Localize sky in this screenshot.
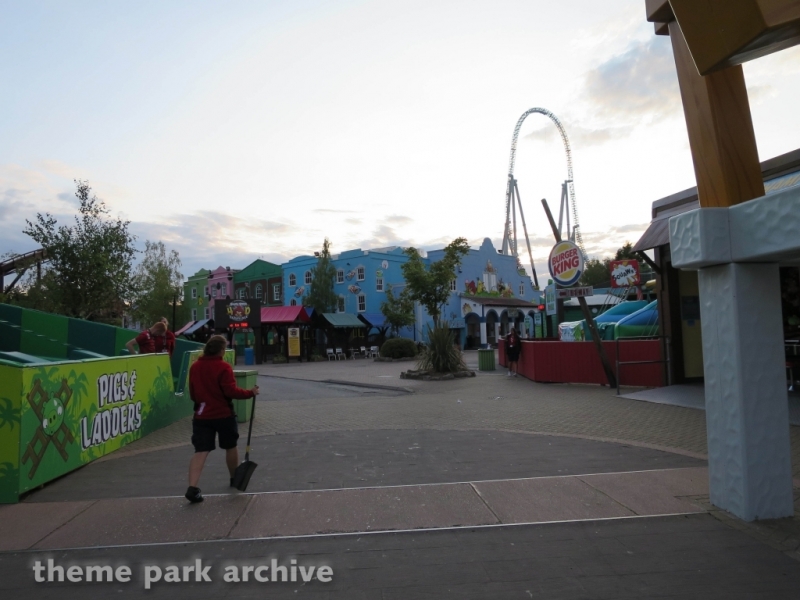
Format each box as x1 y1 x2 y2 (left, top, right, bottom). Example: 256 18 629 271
3 0 800 286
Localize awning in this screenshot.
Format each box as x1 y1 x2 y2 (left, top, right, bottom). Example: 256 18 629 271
320 313 366 328
175 321 196 336
183 319 210 335
631 218 670 252
358 313 387 329
260 305 310 324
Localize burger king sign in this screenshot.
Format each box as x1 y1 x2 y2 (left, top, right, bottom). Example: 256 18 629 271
548 241 584 287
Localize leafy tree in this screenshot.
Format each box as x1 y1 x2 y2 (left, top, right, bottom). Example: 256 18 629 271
401 237 469 327
303 238 338 314
22 180 136 321
380 284 415 335
614 242 636 261
129 241 184 328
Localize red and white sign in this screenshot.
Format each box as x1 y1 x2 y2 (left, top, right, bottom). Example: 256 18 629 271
548 241 584 287
609 259 640 288
556 286 594 299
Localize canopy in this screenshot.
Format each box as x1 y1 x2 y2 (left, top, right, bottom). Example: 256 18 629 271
183 319 210 335
320 313 366 328
358 313 387 329
260 305 309 324
175 320 196 336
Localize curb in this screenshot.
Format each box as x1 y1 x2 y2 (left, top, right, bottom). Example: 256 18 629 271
257 372 415 394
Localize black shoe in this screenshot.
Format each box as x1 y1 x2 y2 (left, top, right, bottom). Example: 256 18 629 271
230 477 235 488
185 486 204 503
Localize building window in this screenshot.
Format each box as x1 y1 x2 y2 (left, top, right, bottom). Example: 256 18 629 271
204 308 209 319
519 283 525 296
357 266 365 281
273 284 280 301
212 288 217 298
203 286 208 297
221 283 227 296
191 288 197 299
304 270 312 285
337 269 344 284
337 295 345 312
290 298 297 306
376 276 384 292
289 273 296 286
237 288 245 299
450 278 457 292
192 309 197 321
357 294 366 312
255 284 263 299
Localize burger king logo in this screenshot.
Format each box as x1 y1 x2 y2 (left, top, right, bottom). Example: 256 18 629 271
548 241 584 287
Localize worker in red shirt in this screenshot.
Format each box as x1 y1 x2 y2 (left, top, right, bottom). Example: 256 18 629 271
154 317 176 356
125 321 167 355
185 334 259 503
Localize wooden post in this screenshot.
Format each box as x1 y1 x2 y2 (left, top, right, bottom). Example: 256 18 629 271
541 199 617 388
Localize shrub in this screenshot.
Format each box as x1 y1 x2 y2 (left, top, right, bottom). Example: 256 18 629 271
416 323 467 373
379 337 418 359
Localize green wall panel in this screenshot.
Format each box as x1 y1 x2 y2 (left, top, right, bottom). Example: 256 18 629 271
0 364 22 503
0 304 23 352
68 318 117 357
115 328 138 356
20 310 69 358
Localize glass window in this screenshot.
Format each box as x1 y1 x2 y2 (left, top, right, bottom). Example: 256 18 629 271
337 296 345 312
212 288 217 298
221 283 227 296
204 308 209 319
192 309 197 321
376 277 383 292
450 279 457 292
358 294 366 312
273 284 280 301
305 271 312 285
191 288 197 299
237 288 245 299
290 298 297 306
203 286 208 296
255 284 263 299
519 283 525 296
337 269 344 283
357 266 365 281
289 273 296 286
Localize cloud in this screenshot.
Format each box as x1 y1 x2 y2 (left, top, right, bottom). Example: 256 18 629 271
523 123 634 147
386 214 413 225
583 36 681 125
355 224 412 250
313 208 357 214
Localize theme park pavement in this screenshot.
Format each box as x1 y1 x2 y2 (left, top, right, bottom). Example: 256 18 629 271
2 352 800 598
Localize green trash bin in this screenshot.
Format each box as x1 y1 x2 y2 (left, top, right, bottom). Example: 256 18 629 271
232 370 258 423
477 348 495 371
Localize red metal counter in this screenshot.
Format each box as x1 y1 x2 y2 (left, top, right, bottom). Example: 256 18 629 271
499 338 663 387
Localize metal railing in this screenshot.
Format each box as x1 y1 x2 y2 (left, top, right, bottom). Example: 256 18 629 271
615 335 671 395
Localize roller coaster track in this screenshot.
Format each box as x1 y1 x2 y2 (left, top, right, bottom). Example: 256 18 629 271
501 108 586 286
0 248 47 294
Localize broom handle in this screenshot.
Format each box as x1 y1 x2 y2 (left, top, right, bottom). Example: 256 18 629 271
244 392 256 462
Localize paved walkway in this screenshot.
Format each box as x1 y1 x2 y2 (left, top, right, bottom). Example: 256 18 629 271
2 355 800 598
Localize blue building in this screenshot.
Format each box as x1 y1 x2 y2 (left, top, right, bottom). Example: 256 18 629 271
427 238 543 348
282 246 413 339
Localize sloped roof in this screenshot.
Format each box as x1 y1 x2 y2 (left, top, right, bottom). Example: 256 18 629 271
320 313 366 328
260 305 309 324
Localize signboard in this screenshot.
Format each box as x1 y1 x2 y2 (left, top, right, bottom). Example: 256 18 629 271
545 284 557 316
215 299 262 330
287 327 300 357
609 259 640 288
548 241 584 287
556 286 594 299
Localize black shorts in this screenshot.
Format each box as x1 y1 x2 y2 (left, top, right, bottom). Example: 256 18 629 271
192 417 239 452
507 347 520 361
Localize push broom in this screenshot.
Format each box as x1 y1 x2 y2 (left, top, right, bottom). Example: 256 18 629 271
232 394 257 491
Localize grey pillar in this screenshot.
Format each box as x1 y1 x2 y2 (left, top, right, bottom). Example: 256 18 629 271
698 263 793 520
670 194 799 521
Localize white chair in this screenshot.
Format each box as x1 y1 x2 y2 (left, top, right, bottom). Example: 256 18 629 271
369 346 379 358
360 346 367 359
326 348 336 361
335 347 346 360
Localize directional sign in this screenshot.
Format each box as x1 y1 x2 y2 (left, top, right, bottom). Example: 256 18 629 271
556 286 594 299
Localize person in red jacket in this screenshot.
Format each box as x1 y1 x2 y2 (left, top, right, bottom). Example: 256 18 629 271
185 334 259 503
125 321 167 355
154 317 176 356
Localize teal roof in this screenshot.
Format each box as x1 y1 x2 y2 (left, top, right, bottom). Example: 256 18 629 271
321 313 366 328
